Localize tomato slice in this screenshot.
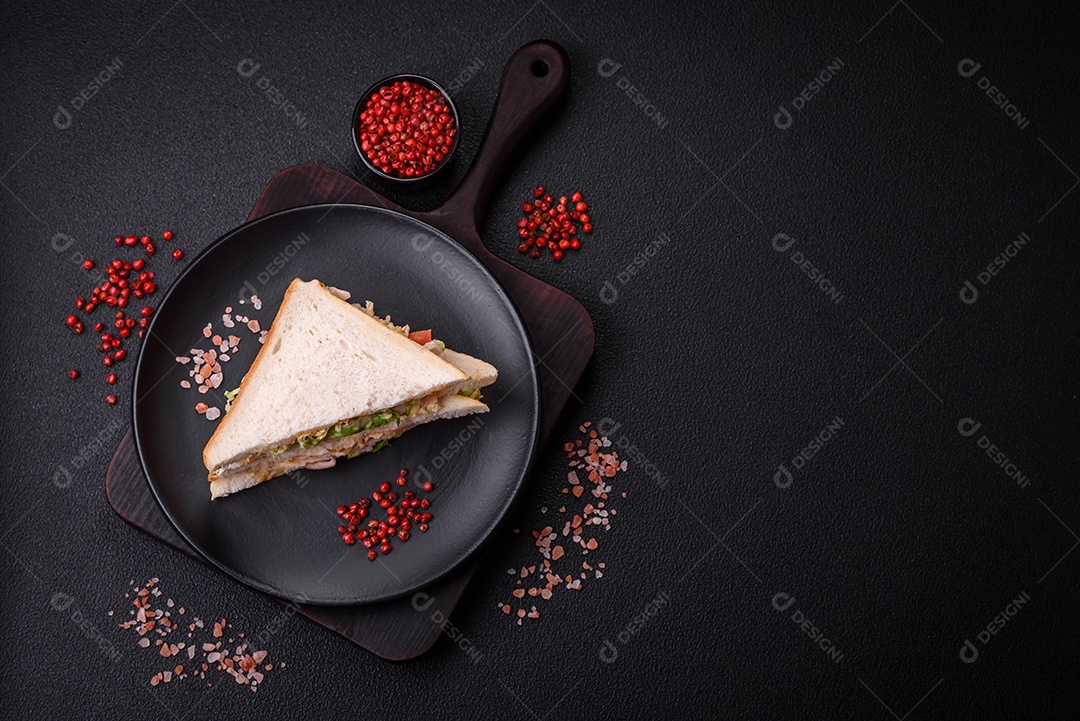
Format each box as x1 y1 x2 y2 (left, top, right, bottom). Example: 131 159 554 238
408 329 432 345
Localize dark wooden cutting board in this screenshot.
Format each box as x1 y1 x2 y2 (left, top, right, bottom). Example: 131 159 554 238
105 40 594 660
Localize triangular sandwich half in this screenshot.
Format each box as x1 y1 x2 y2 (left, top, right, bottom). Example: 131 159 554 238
203 278 497 498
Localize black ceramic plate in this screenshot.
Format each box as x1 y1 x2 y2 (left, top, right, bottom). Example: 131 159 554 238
132 204 539 605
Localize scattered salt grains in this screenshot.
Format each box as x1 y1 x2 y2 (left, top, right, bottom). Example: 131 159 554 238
177 299 265 419
500 420 627 625
116 578 278 692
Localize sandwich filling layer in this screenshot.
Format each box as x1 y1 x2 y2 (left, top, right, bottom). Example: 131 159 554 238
209 392 488 498
210 391 464 483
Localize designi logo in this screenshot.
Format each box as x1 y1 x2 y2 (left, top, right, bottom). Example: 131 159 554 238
51 592 74 612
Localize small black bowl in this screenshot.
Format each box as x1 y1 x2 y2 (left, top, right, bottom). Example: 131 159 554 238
351 73 460 185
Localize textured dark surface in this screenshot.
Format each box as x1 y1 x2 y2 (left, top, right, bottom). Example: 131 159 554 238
2 1 1079 719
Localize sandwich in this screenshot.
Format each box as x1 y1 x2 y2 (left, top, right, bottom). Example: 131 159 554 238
202 278 497 498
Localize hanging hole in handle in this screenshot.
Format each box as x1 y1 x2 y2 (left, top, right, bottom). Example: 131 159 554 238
531 60 550 77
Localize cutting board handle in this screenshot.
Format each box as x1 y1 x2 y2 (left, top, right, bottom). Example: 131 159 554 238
430 40 570 241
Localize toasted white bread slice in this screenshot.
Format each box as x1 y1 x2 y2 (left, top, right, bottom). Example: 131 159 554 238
204 278 481 473
209 394 488 499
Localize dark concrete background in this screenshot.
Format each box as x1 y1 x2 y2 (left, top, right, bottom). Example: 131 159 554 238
2 1 1078 718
